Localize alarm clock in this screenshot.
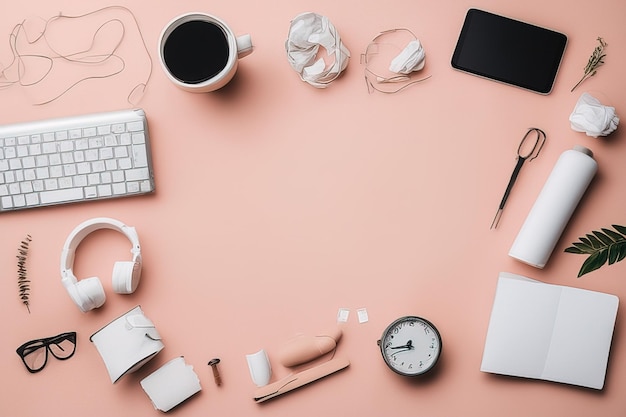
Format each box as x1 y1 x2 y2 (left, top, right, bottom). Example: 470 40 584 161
377 316 442 377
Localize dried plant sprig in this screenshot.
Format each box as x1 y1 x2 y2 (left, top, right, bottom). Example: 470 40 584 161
17 235 32 313
571 37 607 92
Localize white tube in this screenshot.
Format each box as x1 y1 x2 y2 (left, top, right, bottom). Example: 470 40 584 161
509 146 597 268
246 349 272 387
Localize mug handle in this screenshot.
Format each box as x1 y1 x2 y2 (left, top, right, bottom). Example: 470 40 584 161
236 34 253 58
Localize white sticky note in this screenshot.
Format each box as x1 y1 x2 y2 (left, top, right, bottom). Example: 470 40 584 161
357 308 369 323
337 308 350 323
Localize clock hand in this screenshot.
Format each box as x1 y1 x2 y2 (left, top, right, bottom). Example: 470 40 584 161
390 348 411 357
389 340 413 350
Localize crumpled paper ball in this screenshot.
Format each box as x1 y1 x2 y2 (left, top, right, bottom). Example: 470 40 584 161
569 92 619 138
285 12 350 88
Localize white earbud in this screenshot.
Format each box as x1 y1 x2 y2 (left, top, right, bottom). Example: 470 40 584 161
389 39 425 74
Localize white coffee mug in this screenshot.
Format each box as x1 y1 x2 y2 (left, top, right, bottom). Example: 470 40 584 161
158 12 253 92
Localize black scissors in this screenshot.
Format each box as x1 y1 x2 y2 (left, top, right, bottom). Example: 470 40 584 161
490 128 546 229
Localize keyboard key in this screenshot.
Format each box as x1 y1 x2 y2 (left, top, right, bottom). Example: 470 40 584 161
76 138 88 150
17 145 28 157
1 195 12 208
44 179 58 190
23 156 36 168
112 183 126 194
10 158 22 170
36 155 48 166
98 184 112 196
131 132 145 144
25 193 39 206
140 180 152 193
32 180 44 192
100 147 114 160
85 186 98 198
127 120 144 132
104 135 118 146
125 167 149 181
29 143 42 155
74 175 87 187
50 165 63 178
97 125 111 135
43 142 57 154
13 194 25 207
83 127 97 137
77 162 90 174
132 144 148 167
24 169 36 181
36 167 49 179
89 137 104 148
119 158 132 170
40 188 83 204
49 154 62 165
127 182 140 193
20 182 33 193
58 177 73 189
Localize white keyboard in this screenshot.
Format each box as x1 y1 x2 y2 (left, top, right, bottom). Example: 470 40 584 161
0 108 155 212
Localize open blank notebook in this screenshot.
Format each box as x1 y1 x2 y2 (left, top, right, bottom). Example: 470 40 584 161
480 272 619 390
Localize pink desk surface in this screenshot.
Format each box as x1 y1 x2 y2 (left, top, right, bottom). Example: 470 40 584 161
1 0 626 416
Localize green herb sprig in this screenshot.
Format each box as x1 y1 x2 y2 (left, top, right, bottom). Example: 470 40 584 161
565 224 626 277
571 37 607 92
17 235 32 313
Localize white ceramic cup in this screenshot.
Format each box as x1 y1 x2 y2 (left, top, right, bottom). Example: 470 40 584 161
158 12 253 92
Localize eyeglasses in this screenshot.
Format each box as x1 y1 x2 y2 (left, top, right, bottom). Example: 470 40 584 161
16 332 77 373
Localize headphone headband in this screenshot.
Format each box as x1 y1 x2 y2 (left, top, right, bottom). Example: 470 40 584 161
61 217 141 282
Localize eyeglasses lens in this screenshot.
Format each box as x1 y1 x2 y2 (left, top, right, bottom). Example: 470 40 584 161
21 341 48 372
48 334 76 360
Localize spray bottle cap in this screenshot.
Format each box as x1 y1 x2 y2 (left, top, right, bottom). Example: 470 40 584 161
573 145 593 157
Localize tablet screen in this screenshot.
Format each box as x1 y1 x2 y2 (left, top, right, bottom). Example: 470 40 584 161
451 9 567 94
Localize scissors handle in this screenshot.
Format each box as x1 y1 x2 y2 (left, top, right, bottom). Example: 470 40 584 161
497 156 526 210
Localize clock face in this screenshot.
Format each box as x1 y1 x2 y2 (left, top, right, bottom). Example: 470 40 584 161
377 316 442 377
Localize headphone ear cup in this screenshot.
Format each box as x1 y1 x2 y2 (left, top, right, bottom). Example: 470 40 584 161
74 277 106 312
112 261 141 294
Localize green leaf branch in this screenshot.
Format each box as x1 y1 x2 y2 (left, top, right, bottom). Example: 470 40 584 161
571 37 607 92
564 224 626 277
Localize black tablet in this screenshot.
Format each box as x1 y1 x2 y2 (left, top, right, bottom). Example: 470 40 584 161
451 9 567 94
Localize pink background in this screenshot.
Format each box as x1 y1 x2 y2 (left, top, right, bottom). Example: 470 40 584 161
2 0 626 416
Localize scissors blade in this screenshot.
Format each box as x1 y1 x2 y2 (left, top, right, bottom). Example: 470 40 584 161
490 156 526 229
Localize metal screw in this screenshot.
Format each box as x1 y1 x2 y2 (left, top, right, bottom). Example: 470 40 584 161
208 358 222 386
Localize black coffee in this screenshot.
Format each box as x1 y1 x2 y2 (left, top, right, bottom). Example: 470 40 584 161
163 20 230 84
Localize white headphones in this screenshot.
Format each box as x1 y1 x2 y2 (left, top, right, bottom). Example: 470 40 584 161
361 28 430 93
60 217 142 312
